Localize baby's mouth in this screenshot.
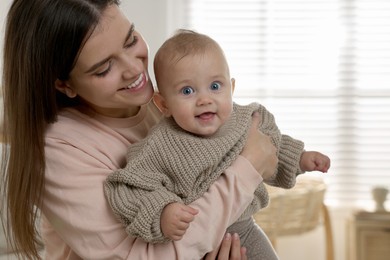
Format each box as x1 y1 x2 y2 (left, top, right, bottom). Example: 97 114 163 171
196 112 216 120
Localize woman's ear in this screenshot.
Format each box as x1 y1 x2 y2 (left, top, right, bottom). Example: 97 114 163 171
55 79 77 98
153 93 171 117
231 78 236 93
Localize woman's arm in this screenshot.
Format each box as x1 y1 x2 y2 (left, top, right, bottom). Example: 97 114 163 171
171 156 263 259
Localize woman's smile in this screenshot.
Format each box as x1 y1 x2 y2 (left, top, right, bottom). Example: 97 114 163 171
119 72 148 92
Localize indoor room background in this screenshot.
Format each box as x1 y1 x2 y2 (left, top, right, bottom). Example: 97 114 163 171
1 0 389 260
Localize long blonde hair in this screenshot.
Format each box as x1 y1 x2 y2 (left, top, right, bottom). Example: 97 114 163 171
1 0 119 258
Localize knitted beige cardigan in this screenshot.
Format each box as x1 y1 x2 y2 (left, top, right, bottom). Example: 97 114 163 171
104 102 304 243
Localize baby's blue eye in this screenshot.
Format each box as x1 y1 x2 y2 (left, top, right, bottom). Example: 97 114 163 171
181 86 194 95
210 82 221 91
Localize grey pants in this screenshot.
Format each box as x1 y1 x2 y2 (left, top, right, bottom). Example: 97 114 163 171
226 218 279 260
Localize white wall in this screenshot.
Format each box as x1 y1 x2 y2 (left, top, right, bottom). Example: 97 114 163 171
121 0 186 85
121 0 178 86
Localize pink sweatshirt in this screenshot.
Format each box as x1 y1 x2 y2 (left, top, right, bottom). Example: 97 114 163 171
42 101 263 260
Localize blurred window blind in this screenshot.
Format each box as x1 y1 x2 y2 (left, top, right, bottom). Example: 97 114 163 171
179 0 390 208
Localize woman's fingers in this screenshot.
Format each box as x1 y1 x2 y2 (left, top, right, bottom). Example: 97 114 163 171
203 233 247 260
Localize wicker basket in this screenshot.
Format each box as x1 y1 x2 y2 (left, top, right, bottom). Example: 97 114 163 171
253 176 326 240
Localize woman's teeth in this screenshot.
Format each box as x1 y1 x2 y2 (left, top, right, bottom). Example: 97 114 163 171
127 73 144 89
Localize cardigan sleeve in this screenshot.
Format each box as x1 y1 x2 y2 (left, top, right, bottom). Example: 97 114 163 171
104 170 182 243
257 105 305 188
104 139 183 243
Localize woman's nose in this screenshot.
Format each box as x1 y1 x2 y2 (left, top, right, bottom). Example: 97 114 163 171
121 55 143 80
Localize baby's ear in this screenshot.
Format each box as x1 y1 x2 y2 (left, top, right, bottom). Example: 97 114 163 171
231 78 236 93
153 93 171 117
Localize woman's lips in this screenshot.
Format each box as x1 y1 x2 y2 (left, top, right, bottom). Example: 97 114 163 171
119 73 147 91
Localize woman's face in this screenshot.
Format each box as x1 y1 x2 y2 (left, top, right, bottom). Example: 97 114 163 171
63 4 154 118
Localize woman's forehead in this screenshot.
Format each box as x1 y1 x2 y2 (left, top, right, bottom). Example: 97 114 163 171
74 5 132 72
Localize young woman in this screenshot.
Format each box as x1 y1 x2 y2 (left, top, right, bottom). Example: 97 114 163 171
1 0 278 259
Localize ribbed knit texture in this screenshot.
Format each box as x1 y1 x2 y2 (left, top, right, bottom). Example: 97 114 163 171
104 102 304 243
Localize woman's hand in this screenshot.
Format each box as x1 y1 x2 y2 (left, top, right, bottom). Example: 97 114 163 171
240 112 278 180
203 233 247 260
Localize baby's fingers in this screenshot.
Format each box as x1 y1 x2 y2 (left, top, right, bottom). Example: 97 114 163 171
179 205 198 223
317 160 331 172
315 155 331 172
181 205 199 216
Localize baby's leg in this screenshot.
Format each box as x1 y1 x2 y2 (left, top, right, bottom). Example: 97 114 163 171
227 218 279 260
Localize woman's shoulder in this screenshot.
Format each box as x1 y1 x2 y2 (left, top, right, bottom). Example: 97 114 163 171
45 102 162 147
44 107 130 169
46 107 106 140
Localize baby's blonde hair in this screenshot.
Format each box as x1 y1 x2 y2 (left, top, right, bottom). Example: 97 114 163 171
153 29 226 91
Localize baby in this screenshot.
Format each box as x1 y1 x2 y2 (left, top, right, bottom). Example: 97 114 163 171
105 29 330 259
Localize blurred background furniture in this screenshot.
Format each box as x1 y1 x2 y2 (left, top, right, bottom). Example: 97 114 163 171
347 211 390 260
253 176 334 260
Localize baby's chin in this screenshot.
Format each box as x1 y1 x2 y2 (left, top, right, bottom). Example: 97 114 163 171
192 126 222 138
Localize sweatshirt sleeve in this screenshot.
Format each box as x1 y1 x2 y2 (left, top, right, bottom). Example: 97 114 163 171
43 136 262 260
257 105 305 188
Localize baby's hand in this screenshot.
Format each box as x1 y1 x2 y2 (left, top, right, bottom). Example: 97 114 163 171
299 151 331 173
161 202 199 241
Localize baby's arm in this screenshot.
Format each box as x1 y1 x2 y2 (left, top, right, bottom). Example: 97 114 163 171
104 167 182 243
160 202 198 241
299 151 331 173
255 105 304 184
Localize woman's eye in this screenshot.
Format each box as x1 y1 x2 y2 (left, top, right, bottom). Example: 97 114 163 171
125 35 138 48
95 62 112 77
181 86 194 95
210 82 221 91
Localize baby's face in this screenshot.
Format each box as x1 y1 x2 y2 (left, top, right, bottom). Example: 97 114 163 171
158 48 234 137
